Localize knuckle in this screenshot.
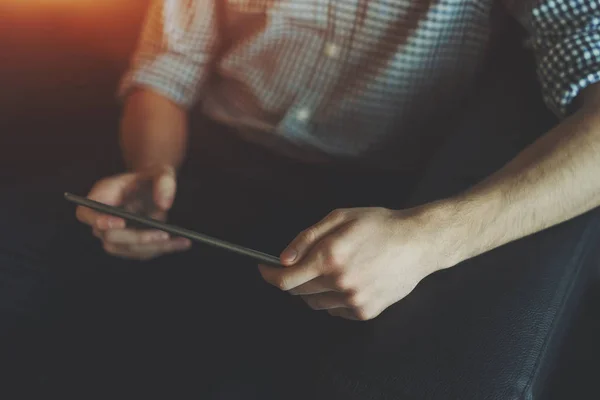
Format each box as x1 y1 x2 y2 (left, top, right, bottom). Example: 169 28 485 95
356 306 382 321
304 296 320 310
331 273 353 291
299 227 317 244
158 164 176 178
273 277 289 291
327 308 341 317
321 239 346 269
346 292 366 309
106 231 129 245
102 242 118 255
327 209 348 222
354 308 373 321
103 231 116 243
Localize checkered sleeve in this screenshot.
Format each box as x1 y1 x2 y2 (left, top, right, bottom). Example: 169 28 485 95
118 0 221 108
507 0 600 116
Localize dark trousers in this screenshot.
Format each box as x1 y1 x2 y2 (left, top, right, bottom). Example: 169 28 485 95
0 116 426 399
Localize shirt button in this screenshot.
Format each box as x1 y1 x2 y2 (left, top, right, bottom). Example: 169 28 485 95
324 43 341 59
296 108 311 122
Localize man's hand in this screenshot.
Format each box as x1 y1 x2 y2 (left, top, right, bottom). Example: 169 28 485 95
76 165 191 260
259 207 458 321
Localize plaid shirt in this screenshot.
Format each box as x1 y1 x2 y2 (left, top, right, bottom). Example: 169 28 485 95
120 0 600 169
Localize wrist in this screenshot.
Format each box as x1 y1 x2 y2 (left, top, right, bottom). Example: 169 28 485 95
435 189 505 266
408 194 496 269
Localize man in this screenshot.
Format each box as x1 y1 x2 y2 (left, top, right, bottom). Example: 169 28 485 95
80 0 600 319
2 0 600 398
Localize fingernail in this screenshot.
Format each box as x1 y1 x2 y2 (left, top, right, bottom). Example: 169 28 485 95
175 238 191 249
177 243 191 250
282 249 298 263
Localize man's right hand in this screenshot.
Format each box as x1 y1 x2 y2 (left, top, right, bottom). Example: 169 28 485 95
76 165 192 260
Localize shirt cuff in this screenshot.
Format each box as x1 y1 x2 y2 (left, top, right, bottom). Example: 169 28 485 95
537 32 600 117
118 53 209 109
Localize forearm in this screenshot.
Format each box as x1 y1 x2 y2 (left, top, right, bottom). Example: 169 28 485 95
434 85 600 267
120 88 189 172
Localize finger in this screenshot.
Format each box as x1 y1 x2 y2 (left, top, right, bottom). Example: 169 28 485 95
260 223 351 292
77 206 127 230
94 214 128 231
93 227 104 240
301 292 348 310
76 173 138 227
288 277 334 295
258 263 321 292
280 209 350 266
103 237 192 260
126 237 192 255
152 166 177 211
327 308 359 321
103 229 170 246
103 243 159 261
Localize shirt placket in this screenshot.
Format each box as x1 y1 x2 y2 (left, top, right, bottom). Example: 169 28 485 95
279 0 359 138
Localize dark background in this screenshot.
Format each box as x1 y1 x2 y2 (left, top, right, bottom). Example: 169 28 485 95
0 2 147 184
0 2 597 397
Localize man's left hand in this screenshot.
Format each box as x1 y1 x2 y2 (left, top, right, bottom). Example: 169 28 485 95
259 206 462 321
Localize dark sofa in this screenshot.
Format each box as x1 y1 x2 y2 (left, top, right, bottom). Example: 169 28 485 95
1 2 598 399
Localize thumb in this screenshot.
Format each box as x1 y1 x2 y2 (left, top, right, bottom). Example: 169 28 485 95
76 173 137 227
152 166 177 211
281 209 349 266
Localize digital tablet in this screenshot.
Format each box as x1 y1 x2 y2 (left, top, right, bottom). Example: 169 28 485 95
64 193 282 267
